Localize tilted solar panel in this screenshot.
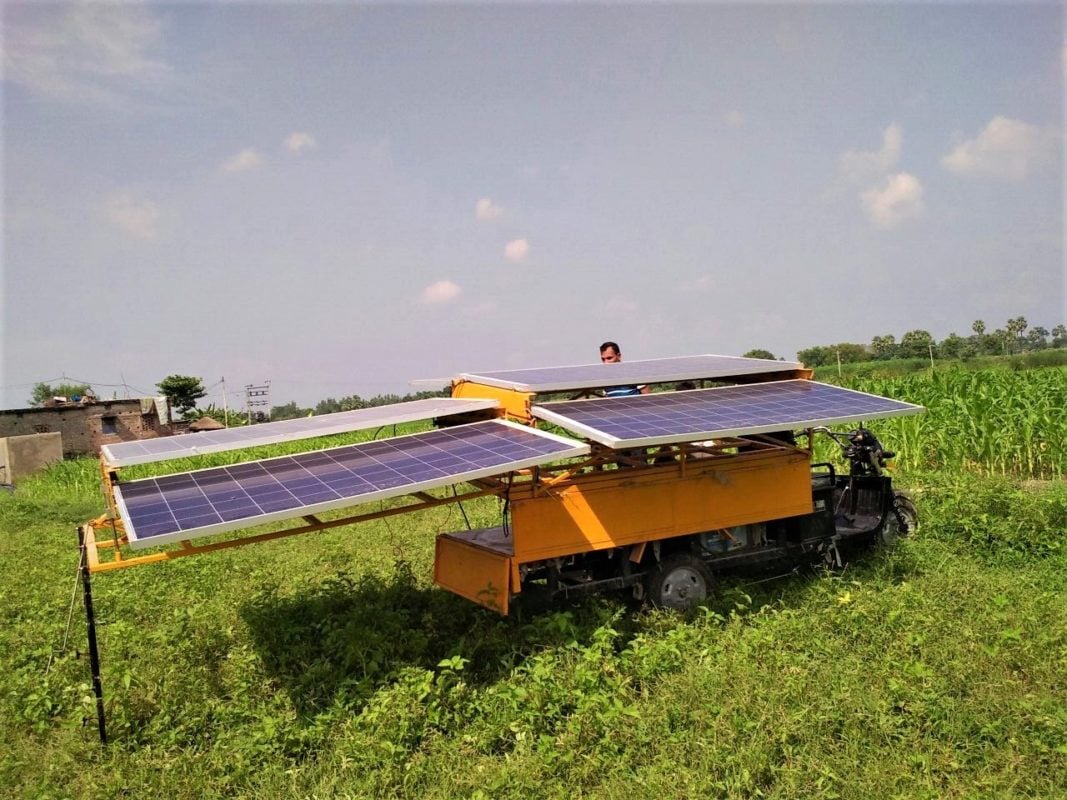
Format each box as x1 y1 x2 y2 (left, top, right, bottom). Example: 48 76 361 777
115 420 588 550
101 397 499 467
531 380 924 448
456 354 803 393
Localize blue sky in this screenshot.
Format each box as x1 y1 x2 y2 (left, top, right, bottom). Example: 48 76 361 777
2 3 1063 410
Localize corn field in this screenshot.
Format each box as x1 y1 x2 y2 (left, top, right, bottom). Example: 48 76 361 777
826 367 1067 479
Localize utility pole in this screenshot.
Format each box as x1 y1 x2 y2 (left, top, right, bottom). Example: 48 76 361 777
221 377 229 427
245 380 271 424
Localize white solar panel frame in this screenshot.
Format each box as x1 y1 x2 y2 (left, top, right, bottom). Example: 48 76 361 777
531 380 925 449
101 397 499 467
455 353 803 393
115 420 589 550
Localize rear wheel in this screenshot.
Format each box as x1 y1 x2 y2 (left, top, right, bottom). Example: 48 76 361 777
882 492 918 545
645 553 713 611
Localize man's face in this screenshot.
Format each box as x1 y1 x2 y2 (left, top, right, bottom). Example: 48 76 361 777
600 347 621 363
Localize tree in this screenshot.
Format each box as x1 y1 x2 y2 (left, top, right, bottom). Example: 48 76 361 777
939 333 966 359
1005 316 1028 354
157 375 207 419
870 334 898 360
1026 326 1049 350
990 328 1012 355
833 343 870 364
899 329 935 359
742 349 777 360
971 319 985 336
29 382 92 406
796 346 834 367
270 402 311 421
1052 325 1067 348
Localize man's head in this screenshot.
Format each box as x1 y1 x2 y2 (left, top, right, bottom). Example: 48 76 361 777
599 341 622 363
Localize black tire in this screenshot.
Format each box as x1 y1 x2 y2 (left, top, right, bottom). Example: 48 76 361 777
882 491 918 546
645 553 713 611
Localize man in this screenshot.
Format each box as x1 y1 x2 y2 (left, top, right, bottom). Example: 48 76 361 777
599 341 651 396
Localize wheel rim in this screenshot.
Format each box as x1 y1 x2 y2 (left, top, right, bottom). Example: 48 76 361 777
883 501 917 545
659 566 708 609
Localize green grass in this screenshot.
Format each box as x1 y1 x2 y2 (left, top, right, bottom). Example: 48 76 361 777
2 368 1065 799
809 347 1067 381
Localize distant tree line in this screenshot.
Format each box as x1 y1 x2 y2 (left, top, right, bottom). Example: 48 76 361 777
792 317 1066 368
268 390 449 421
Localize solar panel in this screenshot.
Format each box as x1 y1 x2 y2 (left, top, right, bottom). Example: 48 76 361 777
101 397 499 467
114 420 588 550
456 353 803 393
531 380 924 448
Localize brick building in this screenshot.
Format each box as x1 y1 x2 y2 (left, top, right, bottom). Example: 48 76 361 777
0 399 169 458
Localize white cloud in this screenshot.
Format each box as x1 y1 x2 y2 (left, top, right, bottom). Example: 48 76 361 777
222 149 263 173
839 124 902 185
941 116 1059 181
284 132 317 152
504 238 529 261
725 110 745 128
420 280 462 305
2 4 170 105
104 192 160 240
475 198 503 221
860 172 925 229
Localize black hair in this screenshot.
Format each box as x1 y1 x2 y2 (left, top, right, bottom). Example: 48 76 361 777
599 341 621 355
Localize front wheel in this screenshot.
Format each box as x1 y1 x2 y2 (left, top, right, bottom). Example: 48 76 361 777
645 553 713 611
882 491 918 546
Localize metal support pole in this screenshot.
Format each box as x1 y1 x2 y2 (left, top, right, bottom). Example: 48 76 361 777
78 526 108 745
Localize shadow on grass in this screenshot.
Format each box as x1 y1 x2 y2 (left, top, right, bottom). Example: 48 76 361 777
240 561 627 718
242 539 923 720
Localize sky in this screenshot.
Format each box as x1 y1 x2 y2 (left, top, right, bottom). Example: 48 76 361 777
2 2 1063 411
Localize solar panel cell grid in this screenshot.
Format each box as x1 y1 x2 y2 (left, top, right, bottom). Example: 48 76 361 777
116 420 588 550
101 397 500 467
458 353 802 393
531 380 923 448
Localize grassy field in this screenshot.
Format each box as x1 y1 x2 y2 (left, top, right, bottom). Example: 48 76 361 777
2 368 1065 799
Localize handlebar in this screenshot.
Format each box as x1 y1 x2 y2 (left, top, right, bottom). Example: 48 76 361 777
810 426 895 477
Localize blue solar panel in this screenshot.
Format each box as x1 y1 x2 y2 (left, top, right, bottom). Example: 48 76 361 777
101 397 499 467
115 420 588 549
531 380 924 448
457 354 803 393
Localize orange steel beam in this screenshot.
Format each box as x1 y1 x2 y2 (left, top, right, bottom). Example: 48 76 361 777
85 484 507 574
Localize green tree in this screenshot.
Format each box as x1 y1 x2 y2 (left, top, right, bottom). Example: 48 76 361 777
939 333 966 359
157 375 207 419
1005 316 1028 354
899 329 935 359
796 346 834 367
870 334 898 360
833 343 870 364
315 397 342 415
29 382 92 406
742 349 777 360
1052 325 1067 347
1025 326 1049 350
270 401 311 420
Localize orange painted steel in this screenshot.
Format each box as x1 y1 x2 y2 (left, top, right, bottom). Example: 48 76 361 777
509 449 811 562
450 380 534 423
434 529 513 615
83 485 505 574
431 446 814 614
